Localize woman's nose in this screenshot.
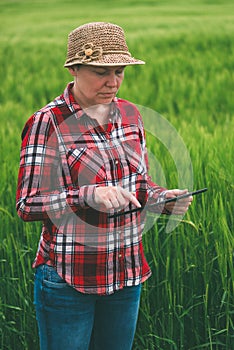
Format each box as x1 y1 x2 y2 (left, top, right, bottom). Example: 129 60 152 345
106 73 117 87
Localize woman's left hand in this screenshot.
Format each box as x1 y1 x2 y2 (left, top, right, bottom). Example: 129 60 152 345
164 189 193 215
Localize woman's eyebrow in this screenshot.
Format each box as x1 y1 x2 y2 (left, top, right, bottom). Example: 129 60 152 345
93 67 107 71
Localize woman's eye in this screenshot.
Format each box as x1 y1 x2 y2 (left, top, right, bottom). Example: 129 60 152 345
94 69 124 76
116 70 124 75
95 70 106 76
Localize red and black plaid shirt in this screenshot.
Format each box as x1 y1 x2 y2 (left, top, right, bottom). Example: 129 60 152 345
16 82 166 295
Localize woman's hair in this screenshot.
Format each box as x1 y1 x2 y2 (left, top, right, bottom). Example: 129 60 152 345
71 64 81 70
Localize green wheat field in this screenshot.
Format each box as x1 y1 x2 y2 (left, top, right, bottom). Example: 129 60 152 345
0 0 233 349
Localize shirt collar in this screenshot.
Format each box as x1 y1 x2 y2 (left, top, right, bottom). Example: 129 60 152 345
63 82 83 119
63 82 121 123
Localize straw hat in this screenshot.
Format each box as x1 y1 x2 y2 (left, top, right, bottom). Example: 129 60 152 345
64 22 145 67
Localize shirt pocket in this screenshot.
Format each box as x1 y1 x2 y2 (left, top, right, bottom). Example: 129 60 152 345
66 144 106 187
122 138 147 176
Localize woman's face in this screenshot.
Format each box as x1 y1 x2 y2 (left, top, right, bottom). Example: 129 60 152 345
69 65 125 108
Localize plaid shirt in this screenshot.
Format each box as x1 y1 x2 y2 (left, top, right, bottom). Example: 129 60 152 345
16 82 167 295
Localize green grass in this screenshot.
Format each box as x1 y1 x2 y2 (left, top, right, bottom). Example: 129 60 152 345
0 0 233 349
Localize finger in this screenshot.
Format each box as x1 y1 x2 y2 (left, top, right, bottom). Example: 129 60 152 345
165 200 191 212
111 192 129 208
167 200 192 214
174 207 190 214
173 196 193 206
115 190 128 207
104 187 128 209
103 199 114 210
131 195 142 208
120 188 141 208
165 189 188 199
109 197 121 208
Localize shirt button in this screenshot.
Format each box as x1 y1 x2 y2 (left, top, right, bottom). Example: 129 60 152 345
115 160 119 165
119 254 122 258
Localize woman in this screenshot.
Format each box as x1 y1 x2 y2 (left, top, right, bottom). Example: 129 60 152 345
16 22 192 350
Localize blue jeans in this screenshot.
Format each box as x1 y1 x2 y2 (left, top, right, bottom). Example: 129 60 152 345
34 264 142 350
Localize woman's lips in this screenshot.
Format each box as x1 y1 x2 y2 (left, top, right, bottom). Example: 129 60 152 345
99 92 116 97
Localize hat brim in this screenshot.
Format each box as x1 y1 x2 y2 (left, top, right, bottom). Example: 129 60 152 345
64 53 145 67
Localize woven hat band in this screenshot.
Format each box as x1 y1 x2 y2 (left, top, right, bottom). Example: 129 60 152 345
64 22 145 67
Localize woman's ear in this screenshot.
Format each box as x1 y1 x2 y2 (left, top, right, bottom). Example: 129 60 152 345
68 65 80 76
68 67 77 77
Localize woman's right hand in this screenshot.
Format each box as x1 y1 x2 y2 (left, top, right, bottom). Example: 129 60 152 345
93 186 141 211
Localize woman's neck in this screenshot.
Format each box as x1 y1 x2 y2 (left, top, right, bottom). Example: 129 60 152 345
71 86 110 126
